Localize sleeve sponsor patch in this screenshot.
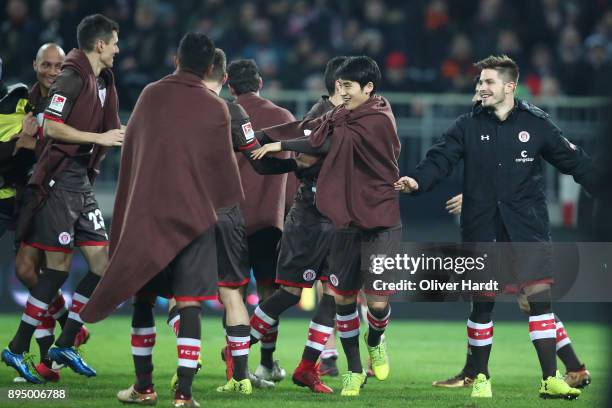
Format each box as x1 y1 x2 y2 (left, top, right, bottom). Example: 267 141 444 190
48 94 67 113
242 122 255 142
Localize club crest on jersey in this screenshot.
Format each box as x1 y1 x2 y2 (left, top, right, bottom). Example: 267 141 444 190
49 94 67 113
303 269 316 282
242 122 254 142
58 232 71 245
329 274 339 287
518 131 530 142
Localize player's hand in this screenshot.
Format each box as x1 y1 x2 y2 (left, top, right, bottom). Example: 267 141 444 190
251 142 281 160
97 129 124 147
14 133 37 153
394 176 419 193
295 153 319 169
445 193 463 215
20 112 39 137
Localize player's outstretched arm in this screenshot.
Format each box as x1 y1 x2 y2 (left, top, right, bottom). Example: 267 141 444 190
44 120 123 146
251 141 282 160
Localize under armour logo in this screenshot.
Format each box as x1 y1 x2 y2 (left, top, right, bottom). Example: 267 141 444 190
481 135 490 141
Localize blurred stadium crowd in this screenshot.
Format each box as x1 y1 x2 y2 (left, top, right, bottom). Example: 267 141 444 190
1 0 611 108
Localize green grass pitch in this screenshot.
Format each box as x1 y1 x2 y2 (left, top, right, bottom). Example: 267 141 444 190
0 314 608 407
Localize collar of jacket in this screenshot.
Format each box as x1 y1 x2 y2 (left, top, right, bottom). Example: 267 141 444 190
473 98 520 122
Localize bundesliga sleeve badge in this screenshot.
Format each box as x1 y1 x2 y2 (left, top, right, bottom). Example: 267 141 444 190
49 94 67 113
241 122 254 142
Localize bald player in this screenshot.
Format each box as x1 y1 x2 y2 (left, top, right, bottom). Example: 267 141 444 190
1 43 90 383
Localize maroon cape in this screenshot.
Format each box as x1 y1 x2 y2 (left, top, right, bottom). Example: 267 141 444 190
265 96 400 229
81 71 243 323
310 96 401 229
235 93 296 234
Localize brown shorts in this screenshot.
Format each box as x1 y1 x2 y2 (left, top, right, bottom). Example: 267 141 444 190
217 206 250 287
327 224 402 296
275 201 333 288
247 227 281 285
139 225 218 301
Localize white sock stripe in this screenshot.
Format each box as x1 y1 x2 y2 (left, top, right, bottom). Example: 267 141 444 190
338 328 360 338
250 328 263 339
27 296 48 309
168 315 180 328
467 319 493 329
529 329 557 340
72 293 89 304
556 321 564 329
177 337 201 347
51 308 67 320
132 327 156 335
468 338 493 347
254 307 276 325
529 313 555 322
34 329 54 338
305 340 326 351
266 325 278 334
22 314 40 326
68 311 83 323
367 308 391 322
309 321 334 334
320 349 338 359
230 349 250 356
132 346 154 356
178 358 199 368
336 311 359 322
556 337 571 351
227 336 250 343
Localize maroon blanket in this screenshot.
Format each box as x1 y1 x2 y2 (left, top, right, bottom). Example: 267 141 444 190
235 93 295 234
309 96 401 229
81 71 242 323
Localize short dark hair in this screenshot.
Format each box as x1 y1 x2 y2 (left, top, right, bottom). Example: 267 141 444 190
474 54 519 83
205 48 227 83
177 32 215 78
324 56 348 96
77 14 119 52
335 56 381 94
226 59 261 95
473 75 480 89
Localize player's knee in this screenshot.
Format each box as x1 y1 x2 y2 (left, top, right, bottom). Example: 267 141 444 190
516 294 531 314
525 286 552 316
334 293 357 305
45 251 72 271
366 300 388 314
256 283 276 301
176 300 201 309
15 256 39 288
522 282 551 298
281 285 302 297
219 287 244 306
82 247 109 276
